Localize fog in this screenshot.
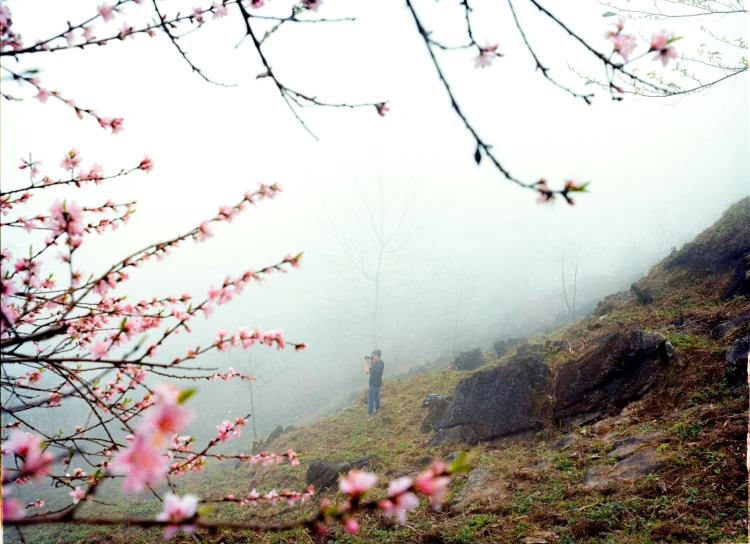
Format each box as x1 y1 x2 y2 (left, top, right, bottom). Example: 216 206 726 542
2 0 748 449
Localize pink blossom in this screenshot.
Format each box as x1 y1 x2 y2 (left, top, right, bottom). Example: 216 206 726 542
192 7 205 23
157 493 199 540
196 221 213 241
110 433 169 492
303 0 322 11
376 103 389 117
48 392 63 407
98 3 116 22
90 341 109 360
82 26 95 41
2 493 25 521
650 29 679 67
142 384 194 442
339 469 378 497
35 89 51 103
474 42 504 69
249 0 265 8
343 517 359 534
3 430 54 479
69 486 86 504
212 1 228 18
61 148 82 170
139 156 154 172
610 33 637 62
379 483 419 524
414 463 450 508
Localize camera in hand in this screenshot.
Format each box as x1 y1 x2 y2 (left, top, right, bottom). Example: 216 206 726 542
364 355 373 362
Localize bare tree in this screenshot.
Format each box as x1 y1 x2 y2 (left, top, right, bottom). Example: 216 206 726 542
320 171 436 349
547 238 589 317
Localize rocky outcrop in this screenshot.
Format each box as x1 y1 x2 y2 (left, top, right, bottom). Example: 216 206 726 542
710 311 750 339
429 330 677 447
493 339 509 357
630 282 654 304
433 353 549 443
584 448 662 487
722 252 750 300
420 397 451 434
552 330 677 420
726 336 750 367
452 348 486 371
305 455 372 490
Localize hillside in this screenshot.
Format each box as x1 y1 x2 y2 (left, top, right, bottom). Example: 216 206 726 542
8 198 749 544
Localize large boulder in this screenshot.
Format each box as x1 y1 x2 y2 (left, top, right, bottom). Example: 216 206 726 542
493 339 509 357
452 348 486 371
710 311 750 339
435 354 550 441
552 331 676 420
726 336 750 368
722 252 750 300
305 455 372 490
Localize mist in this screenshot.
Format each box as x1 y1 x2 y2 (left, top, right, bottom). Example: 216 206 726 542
1 0 748 518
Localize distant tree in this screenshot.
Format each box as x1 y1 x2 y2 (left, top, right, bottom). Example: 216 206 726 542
546 238 589 318
320 172 437 350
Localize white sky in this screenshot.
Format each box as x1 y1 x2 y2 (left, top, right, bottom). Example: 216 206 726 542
2 0 748 427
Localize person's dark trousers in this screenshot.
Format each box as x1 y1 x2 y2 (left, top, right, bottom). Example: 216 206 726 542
368 385 381 415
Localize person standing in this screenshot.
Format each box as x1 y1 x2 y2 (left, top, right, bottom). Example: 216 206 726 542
364 349 384 419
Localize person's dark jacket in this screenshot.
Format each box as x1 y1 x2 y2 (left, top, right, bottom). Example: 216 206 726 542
369 360 385 388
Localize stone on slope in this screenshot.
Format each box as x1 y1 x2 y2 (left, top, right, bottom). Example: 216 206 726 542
722 252 750 300
584 447 662 487
710 311 750 339
726 336 750 367
452 348 486 371
454 466 508 507
607 432 662 461
420 397 451 434
305 455 372 490
435 353 550 442
552 330 676 420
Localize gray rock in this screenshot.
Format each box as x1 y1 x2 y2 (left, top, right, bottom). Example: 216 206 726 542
444 451 462 464
710 311 750 339
305 455 372 490
454 466 507 506
420 397 451 434
631 282 653 304
457 467 491 500
520 459 552 473
552 331 675 420
722 252 750 300
607 432 662 461
436 354 550 441
493 339 509 357
264 424 284 446
584 447 662 487
551 432 578 451
557 411 601 431
427 425 479 447
726 336 750 367
452 348 486 371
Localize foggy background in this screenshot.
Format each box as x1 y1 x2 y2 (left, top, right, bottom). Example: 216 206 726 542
1 0 748 443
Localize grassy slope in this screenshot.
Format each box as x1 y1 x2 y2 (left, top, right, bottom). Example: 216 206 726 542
7 200 749 544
